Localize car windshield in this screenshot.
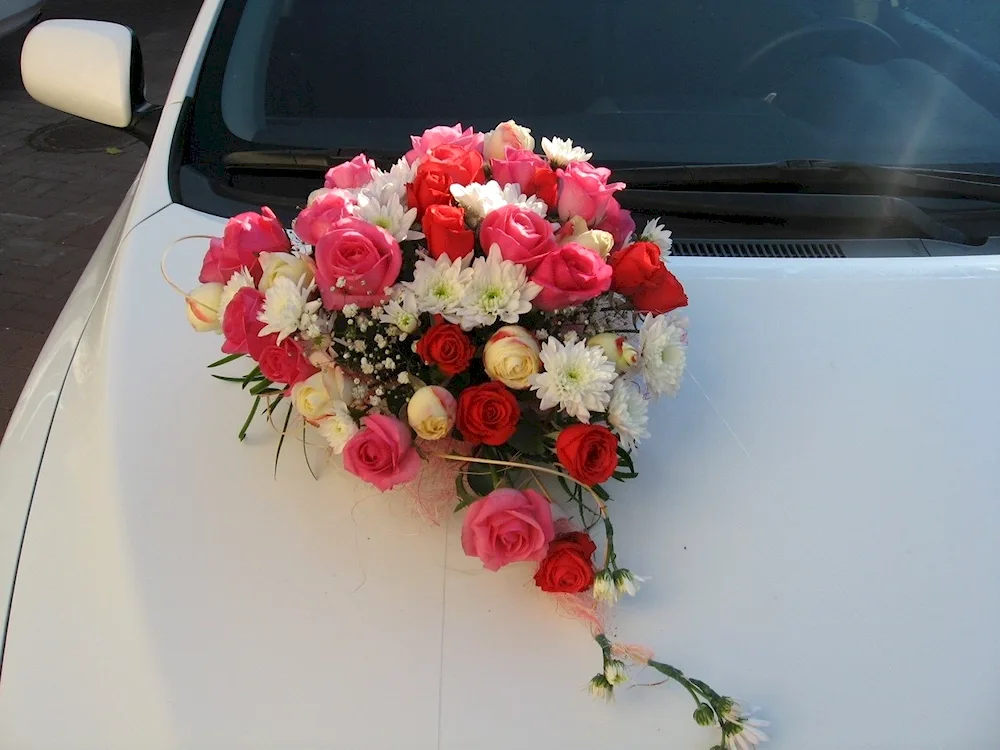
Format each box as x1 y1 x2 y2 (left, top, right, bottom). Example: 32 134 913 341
189 0 1000 171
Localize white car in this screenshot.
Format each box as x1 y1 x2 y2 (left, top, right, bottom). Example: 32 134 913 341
4 2 1000 748
0 0 42 40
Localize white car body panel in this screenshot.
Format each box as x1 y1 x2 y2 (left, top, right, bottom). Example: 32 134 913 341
1 204 999 749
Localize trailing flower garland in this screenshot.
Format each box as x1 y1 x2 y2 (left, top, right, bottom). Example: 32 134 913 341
179 122 768 749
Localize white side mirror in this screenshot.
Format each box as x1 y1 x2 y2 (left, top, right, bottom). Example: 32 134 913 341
21 19 145 130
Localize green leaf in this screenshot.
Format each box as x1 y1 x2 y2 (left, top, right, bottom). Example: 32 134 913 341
467 466 495 497
208 353 244 368
454 470 479 512
593 483 611 502
238 395 262 441
212 374 253 384
507 419 546 457
274 402 293 478
617 445 636 473
241 366 263 389
249 378 276 395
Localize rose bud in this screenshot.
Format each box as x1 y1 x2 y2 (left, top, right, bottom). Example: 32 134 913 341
587 333 639 373
259 251 314 291
407 385 457 441
291 369 347 423
573 230 615 258
483 119 535 162
483 325 542 390
185 282 223 332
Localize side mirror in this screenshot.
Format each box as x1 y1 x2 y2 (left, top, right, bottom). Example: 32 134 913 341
20 19 161 145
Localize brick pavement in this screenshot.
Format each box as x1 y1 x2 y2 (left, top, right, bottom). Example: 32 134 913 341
0 0 203 434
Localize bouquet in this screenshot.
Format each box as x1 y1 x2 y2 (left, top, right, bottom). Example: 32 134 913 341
179 121 768 749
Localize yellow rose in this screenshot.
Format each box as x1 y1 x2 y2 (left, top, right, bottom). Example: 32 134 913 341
574 230 615 258
483 120 535 161
407 386 457 440
259 251 313 291
483 325 542 390
185 283 223 332
588 333 639 373
291 370 346 423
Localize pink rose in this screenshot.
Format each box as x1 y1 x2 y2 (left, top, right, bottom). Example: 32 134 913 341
479 204 557 272
595 198 636 251
556 162 626 225
530 242 613 310
221 287 268 359
258 336 318 387
199 207 289 284
324 153 376 190
406 123 484 163
292 189 355 246
490 147 546 194
342 414 421 492
314 217 403 310
461 488 555 571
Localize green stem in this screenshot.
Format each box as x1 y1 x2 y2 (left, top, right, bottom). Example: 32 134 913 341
238 395 262 441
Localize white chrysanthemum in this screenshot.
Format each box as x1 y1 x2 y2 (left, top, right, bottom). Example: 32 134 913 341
456 245 541 329
316 401 359 454
379 290 420 333
722 702 770 750
404 254 473 321
449 181 510 226
352 190 422 242
639 217 673 256
530 338 616 422
541 136 593 167
639 312 688 397
607 379 651 450
501 183 548 217
219 267 255 321
258 275 321 343
365 156 418 206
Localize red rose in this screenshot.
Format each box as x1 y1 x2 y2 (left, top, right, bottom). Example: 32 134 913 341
555 423 619 486
415 322 476 376
609 241 689 314
533 532 597 593
221 287 268 359
529 165 559 209
456 382 521 446
257 335 318 387
406 144 486 218
422 204 475 261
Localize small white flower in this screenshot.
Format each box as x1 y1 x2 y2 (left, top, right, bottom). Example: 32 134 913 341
361 360 375 375
530 338 616 422
353 340 366 352
612 568 647 597
317 401 358 454
604 659 629 686
335 277 348 289
541 136 593 167
535 329 548 340
639 313 688 397
449 181 509 226
588 674 614 702
722 702 770 750
352 190 422 242
258 276 321 344
404 254 473 321
218 267 255 321
456 245 541 329
607 379 651 450
639 217 673 257
379 291 420 334
342 303 360 318
383 357 396 370
397 371 411 384
592 569 617 603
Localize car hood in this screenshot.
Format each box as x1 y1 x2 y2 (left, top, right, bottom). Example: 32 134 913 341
2 204 1000 750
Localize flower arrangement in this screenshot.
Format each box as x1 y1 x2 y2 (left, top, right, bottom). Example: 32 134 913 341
179 122 767 749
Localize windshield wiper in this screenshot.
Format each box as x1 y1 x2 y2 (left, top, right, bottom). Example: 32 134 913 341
612 160 1000 204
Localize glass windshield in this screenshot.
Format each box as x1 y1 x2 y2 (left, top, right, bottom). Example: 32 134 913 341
189 0 1000 169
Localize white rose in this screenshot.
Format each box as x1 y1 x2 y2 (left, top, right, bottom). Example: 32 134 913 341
259 251 313 291
185 283 223 332
291 369 347 422
483 120 535 161
483 325 542 390
406 386 457 441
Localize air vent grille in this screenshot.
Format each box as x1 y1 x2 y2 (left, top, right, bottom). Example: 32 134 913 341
672 241 845 258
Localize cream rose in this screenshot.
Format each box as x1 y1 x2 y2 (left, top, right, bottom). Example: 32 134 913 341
407 385 457 441
291 369 347 422
483 120 535 161
483 325 542 390
185 282 223 332
587 333 639 373
557 216 614 258
259 251 314 291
